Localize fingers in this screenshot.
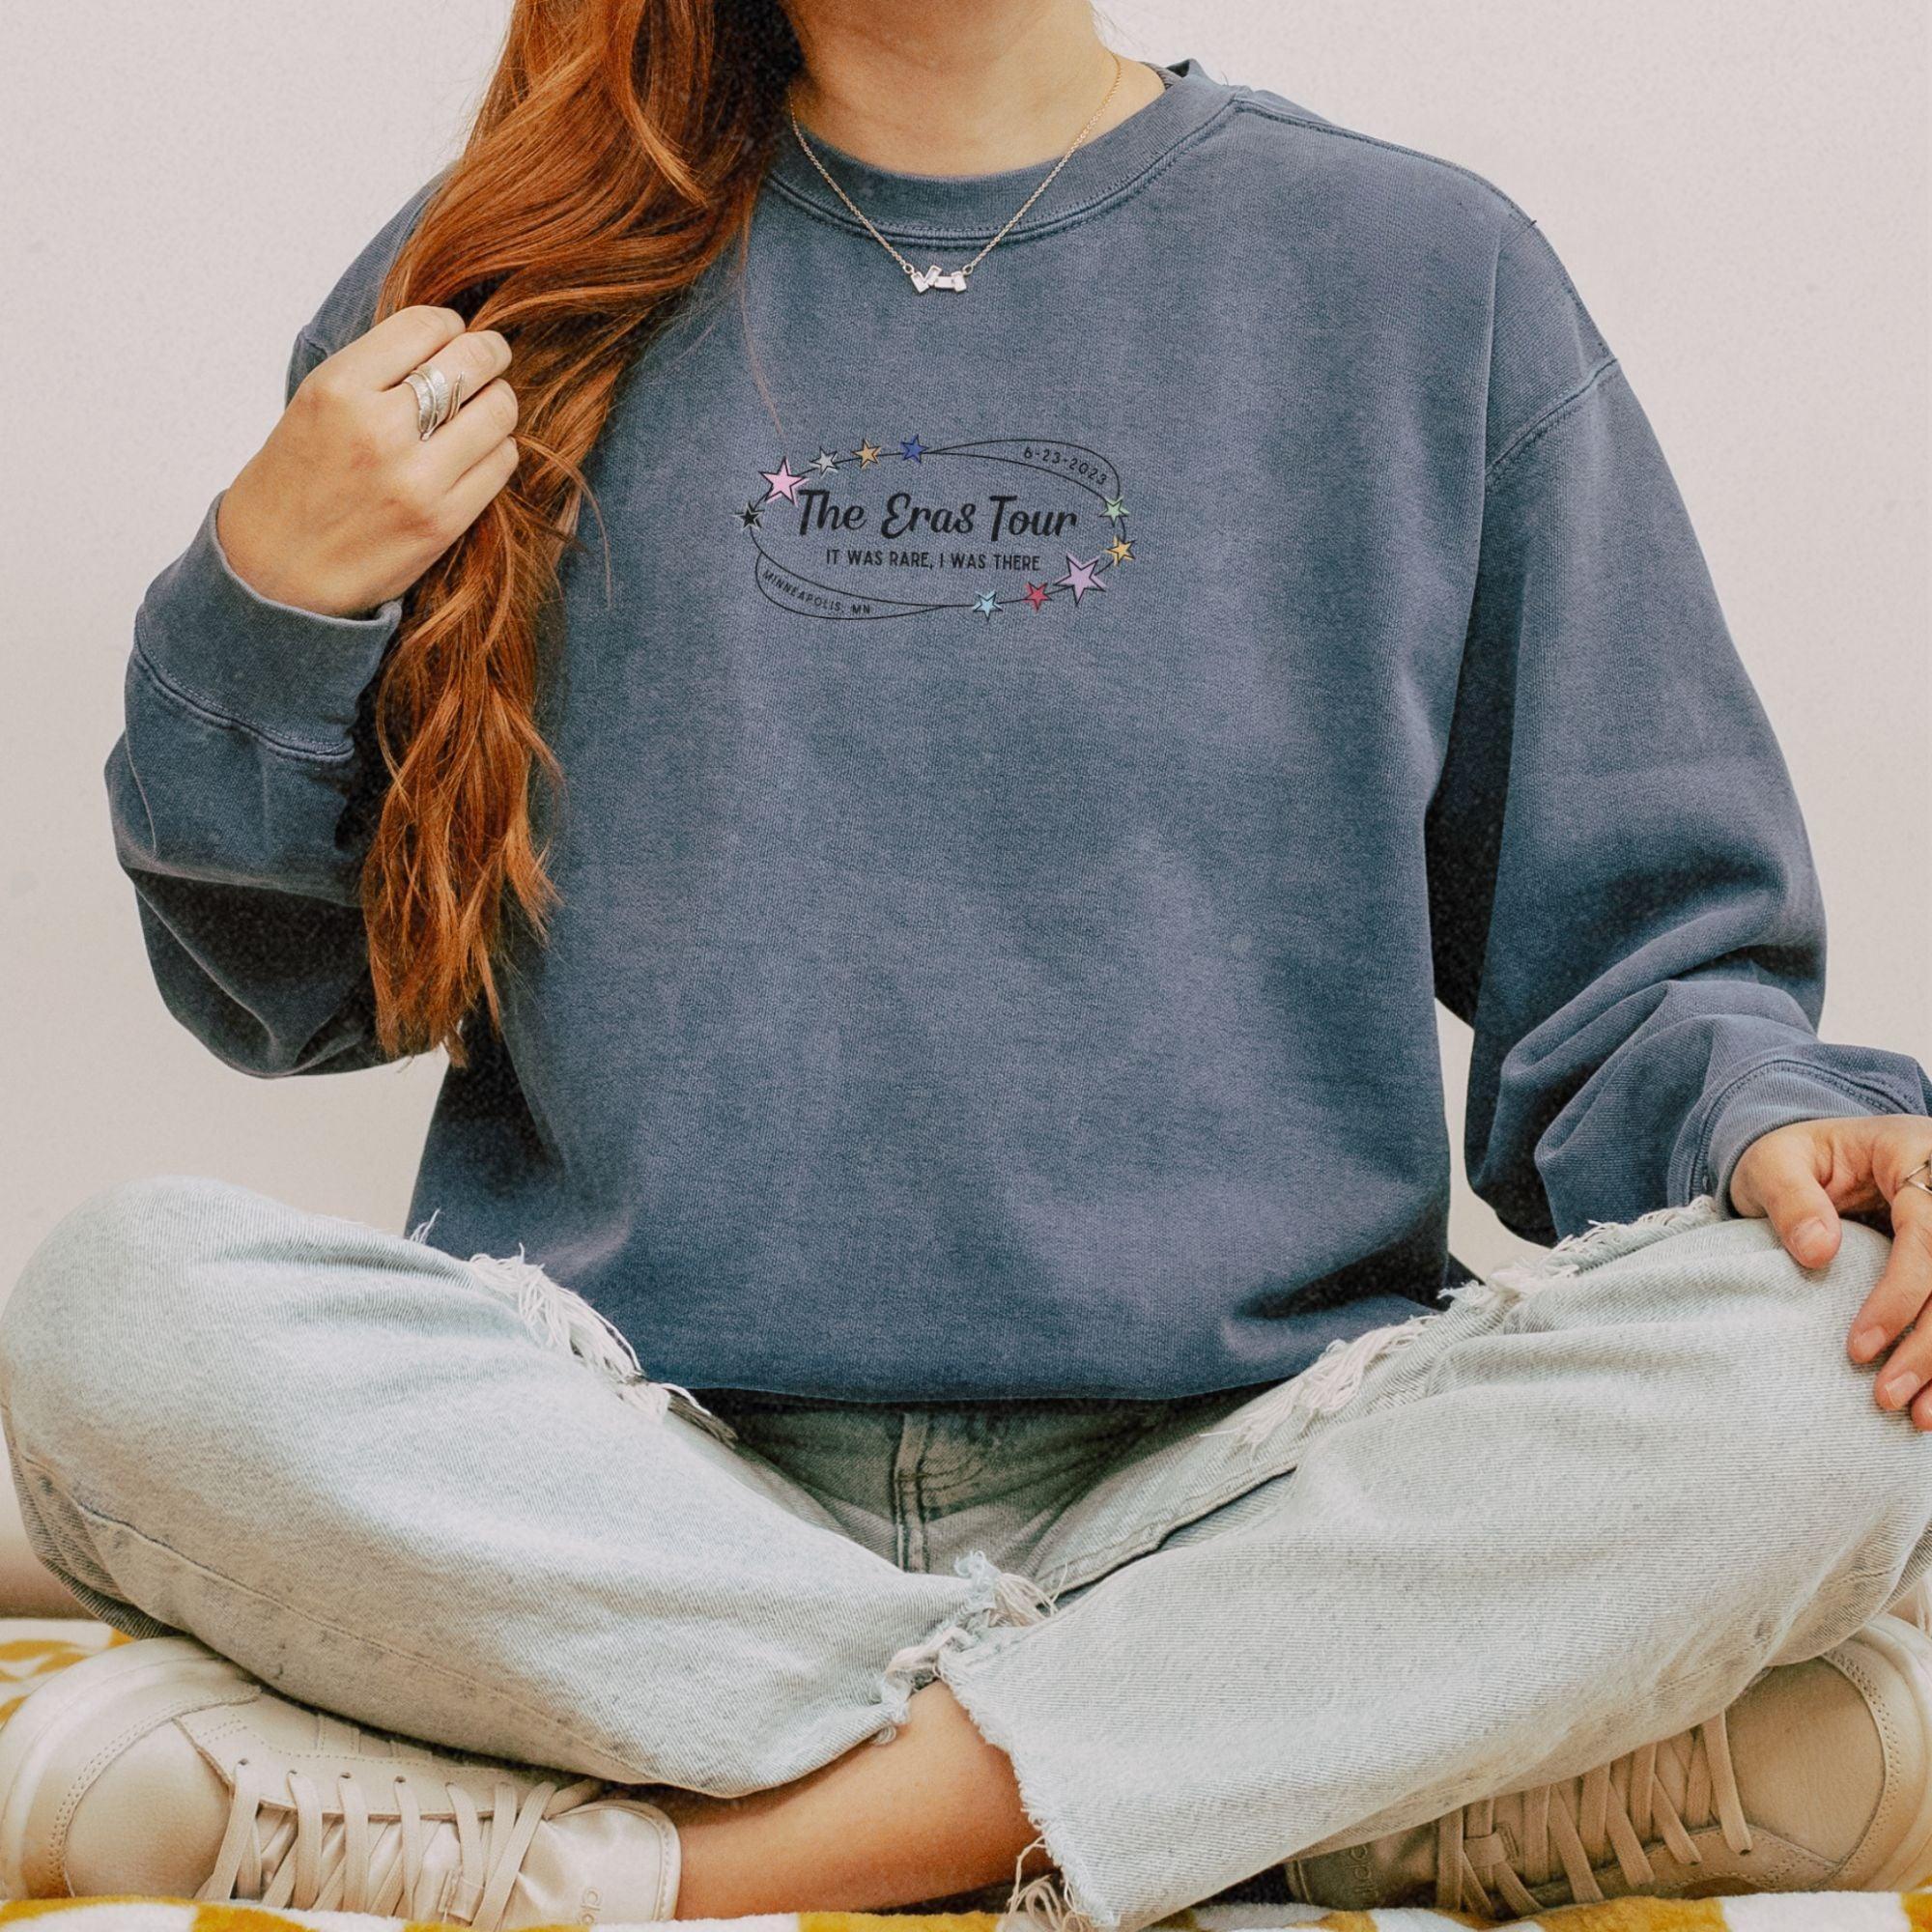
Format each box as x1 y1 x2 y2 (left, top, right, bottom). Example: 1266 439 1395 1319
366 374 520 566
437 414 525 538
1731 1114 1932 1428
294 308 514 469
413 373 520 488
1733 1127 1842 1269
1876 1129 1932 1205
309 309 514 448
1846 1136 1932 1368
382 327 515 440
1853 1189 1932 1425
332 304 470 392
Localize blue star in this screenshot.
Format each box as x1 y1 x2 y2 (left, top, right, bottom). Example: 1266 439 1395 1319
974 589 1000 620
900 436 926 463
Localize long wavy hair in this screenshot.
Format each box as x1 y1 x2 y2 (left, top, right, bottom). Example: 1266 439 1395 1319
361 0 801 1065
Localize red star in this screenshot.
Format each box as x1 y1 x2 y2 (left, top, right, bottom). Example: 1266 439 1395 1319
760 460 808 504
1023 582 1051 611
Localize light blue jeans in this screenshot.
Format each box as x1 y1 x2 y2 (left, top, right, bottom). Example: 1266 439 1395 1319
5 1175 1932 1929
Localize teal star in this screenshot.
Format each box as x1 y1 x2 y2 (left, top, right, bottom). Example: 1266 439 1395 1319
974 589 1000 620
1104 496 1128 521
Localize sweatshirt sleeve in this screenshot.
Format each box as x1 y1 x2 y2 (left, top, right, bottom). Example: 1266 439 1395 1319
104 327 406 1075
1429 213 1932 1242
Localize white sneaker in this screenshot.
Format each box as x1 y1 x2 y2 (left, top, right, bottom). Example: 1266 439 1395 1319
1286 1614 1932 1914
0 1634 680 1926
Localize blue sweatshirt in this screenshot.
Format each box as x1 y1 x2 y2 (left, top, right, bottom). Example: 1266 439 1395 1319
110 58 1932 1401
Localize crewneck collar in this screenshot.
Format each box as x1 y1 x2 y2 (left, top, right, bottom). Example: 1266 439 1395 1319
763 57 1229 244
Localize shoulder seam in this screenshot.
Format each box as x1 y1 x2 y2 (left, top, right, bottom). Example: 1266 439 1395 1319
295 166 455 361
1484 355 1623 485
1227 97 1539 228
290 326 339 382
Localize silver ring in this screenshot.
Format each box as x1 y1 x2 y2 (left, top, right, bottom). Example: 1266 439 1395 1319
1903 1153 1932 1200
404 370 438 439
405 362 458 440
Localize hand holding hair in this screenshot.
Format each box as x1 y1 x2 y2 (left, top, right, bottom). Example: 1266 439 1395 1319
214 306 519 620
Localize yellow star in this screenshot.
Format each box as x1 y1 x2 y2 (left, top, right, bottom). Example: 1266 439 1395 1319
1106 535 1134 563
855 440 883 467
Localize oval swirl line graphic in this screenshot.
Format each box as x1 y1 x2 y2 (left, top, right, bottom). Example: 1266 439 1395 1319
735 433 1139 625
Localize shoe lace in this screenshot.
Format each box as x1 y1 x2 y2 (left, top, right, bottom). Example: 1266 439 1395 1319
198 1757 603 1929
1434 1711 1753 1917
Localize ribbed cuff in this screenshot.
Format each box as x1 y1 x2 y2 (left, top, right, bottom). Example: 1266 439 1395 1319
1701 1052 1932 1216
132 491 403 752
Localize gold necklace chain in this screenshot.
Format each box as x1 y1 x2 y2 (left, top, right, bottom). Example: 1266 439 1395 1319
786 50 1125 294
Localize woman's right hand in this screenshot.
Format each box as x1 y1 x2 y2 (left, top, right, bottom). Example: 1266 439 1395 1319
214 306 520 620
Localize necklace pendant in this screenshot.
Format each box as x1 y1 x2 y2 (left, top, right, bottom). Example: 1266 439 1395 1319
909 263 968 294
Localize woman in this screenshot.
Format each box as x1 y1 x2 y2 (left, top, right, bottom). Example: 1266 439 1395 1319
4 1 1932 1923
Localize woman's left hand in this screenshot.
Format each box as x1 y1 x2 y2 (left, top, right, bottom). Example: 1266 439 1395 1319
1729 1114 1932 1425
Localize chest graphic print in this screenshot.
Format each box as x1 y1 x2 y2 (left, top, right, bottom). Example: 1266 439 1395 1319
735 435 1137 623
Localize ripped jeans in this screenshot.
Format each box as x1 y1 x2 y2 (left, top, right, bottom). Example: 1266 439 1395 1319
5 1174 1932 1931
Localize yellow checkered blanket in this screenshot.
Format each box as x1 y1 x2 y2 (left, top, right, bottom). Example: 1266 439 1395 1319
2 1618 1925 1931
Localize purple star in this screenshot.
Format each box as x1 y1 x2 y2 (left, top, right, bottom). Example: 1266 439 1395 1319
1055 554 1106 604
760 460 808 504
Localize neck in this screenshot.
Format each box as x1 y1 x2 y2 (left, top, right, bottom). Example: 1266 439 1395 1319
779 0 1162 175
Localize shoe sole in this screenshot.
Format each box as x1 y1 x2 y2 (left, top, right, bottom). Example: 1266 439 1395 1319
1851 1613 1932 1891
0 1634 241 1896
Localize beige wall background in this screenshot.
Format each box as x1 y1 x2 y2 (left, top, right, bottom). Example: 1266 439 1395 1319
3 2 1927 1299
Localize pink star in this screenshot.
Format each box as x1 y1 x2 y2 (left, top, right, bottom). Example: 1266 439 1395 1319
1055 554 1106 604
760 460 808 504
1023 582 1051 611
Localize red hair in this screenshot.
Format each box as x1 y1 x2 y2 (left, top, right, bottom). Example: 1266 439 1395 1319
362 0 799 1065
